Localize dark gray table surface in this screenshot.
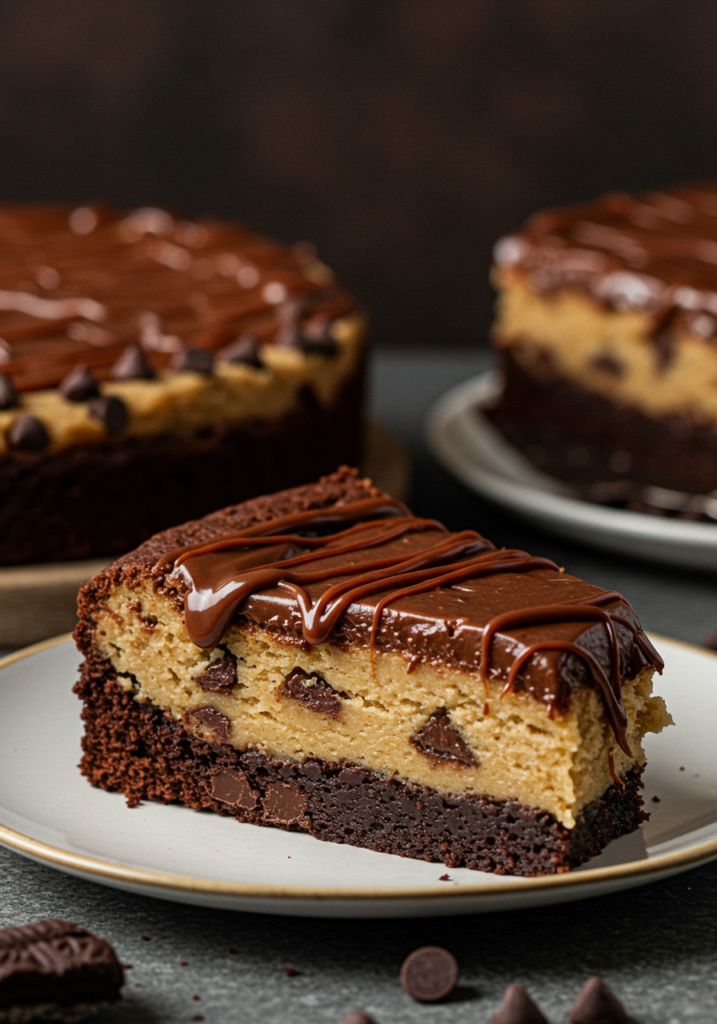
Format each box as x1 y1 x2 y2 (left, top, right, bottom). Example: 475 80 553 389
3 350 717 1024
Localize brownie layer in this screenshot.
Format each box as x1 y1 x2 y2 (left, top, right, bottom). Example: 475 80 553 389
0 371 362 564
75 654 646 877
488 347 717 494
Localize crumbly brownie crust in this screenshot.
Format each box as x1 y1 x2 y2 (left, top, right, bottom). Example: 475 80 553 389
0 369 363 564
488 347 717 493
75 652 645 877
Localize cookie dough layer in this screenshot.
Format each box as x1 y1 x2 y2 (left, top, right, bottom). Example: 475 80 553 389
93 576 669 828
75 655 648 876
493 268 717 428
0 312 362 454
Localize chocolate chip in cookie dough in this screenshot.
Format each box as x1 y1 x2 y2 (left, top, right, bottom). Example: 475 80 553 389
112 344 156 381
173 347 215 375
0 919 124 1018
187 705 231 744
569 977 626 1024
7 414 49 452
281 667 342 718
221 335 263 368
0 373 18 410
400 946 459 1003
88 395 128 435
411 712 478 767
60 363 100 401
492 984 548 1024
195 653 238 694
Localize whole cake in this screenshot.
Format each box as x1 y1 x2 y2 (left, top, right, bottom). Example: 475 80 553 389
489 182 717 500
0 204 364 564
74 468 671 876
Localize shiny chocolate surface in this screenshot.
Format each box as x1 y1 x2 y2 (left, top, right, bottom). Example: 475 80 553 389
0 205 355 393
495 182 717 329
165 497 662 751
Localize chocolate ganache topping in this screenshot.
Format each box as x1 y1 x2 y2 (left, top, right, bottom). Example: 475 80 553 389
163 498 662 753
494 182 717 331
0 205 355 393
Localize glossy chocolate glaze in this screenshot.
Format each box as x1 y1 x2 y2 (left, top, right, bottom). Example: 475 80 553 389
0 205 355 392
494 182 717 331
164 498 662 751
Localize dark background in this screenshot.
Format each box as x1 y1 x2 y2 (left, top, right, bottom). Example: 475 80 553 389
2 0 717 347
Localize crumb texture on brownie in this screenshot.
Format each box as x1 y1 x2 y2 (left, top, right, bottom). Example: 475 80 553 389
75 467 670 870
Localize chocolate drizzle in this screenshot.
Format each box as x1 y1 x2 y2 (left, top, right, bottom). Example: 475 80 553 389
0 205 355 393
494 182 717 327
162 498 662 750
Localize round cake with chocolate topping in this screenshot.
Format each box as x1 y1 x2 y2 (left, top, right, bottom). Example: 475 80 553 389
0 204 365 564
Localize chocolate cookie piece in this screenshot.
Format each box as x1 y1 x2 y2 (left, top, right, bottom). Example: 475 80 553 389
569 977 626 1024
492 984 548 1024
0 919 124 1021
400 946 459 1003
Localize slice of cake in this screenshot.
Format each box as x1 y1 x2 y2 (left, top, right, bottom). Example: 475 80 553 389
0 204 364 564
489 182 717 496
74 468 671 876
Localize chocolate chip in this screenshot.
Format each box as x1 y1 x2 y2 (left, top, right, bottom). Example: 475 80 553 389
400 946 459 1003
340 1013 378 1024
492 984 548 1024
0 374 18 410
173 347 214 375
211 769 258 810
280 667 342 718
220 335 263 368
112 344 156 381
59 363 100 401
284 322 339 357
284 967 299 977
569 977 626 1024
411 712 477 767
7 414 49 452
262 782 307 824
186 705 231 745
88 395 128 434
195 653 237 694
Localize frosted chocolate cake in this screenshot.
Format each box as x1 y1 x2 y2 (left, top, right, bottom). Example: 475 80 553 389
489 182 717 499
0 204 364 564
74 468 670 876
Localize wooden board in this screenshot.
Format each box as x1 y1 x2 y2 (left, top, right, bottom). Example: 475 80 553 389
0 422 410 647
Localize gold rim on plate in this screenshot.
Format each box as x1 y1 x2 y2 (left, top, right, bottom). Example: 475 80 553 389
0 633 715 904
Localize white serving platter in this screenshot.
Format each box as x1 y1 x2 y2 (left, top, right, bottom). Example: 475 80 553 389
426 372 717 570
0 634 715 918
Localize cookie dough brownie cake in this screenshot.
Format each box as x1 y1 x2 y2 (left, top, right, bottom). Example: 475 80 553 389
74 468 670 876
0 204 364 564
489 182 717 496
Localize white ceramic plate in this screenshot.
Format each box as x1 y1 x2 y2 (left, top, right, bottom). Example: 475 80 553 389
426 372 717 570
0 635 715 918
